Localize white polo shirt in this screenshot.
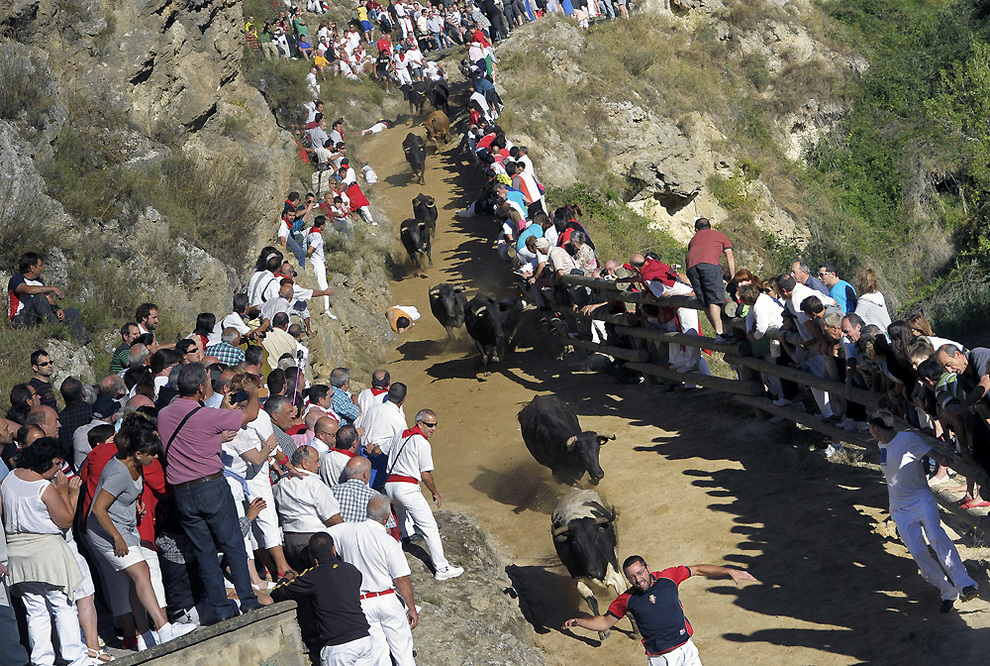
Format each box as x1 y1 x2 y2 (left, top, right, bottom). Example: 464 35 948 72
357 387 388 415
320 448 357 487
273 470 340 532
328 519 411 593
381 430 433 482
360 401 407 451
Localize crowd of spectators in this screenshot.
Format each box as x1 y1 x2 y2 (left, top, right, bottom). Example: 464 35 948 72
2 247 464 664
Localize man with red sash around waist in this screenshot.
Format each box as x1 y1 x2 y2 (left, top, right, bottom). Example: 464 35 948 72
564 555 758 665
381 409 463 581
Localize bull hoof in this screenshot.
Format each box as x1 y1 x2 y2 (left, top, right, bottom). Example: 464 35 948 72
598 630 610 640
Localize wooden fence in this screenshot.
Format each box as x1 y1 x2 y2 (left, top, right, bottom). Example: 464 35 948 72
552 273 990 529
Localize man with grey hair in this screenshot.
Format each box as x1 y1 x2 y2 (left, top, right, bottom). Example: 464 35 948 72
262 312 297 374
329 493 418 666
127 343 150 371
205 328 246 367
273 445 342 570
382 408 463 581
790 259 830 296
264 394 298 457
329 367 360 425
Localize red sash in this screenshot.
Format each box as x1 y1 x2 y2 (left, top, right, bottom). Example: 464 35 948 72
387 474 419 484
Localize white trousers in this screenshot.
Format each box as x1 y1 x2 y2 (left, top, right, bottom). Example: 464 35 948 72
892 499 978 601
17 582 88 666
804 352 833 417
395 68 412 86
311 258 331 313
385 481 450 570
321 634 385 666
361 594 415 666
647 638 702 666
246 472 281 550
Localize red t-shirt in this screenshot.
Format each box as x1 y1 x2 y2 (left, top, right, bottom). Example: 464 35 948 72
638 258 678 289
686 229 732 268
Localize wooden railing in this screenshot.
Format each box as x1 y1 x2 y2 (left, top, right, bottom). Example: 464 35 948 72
552 273 990 529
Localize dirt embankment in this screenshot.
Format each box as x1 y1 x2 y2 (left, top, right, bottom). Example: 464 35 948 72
353 101 990 665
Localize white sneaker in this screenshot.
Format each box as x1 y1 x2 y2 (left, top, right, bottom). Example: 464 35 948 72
157 621 197 643
434 565 464 581
324 311 339 320
820 444 842 459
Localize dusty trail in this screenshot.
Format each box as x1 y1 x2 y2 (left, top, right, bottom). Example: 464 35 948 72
353 115 990 665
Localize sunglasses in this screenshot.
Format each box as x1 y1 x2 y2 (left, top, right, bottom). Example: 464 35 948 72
36 361 53 367
420 422 438 428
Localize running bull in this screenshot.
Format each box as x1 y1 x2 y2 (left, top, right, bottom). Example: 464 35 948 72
551 487 631 640
403 133 426 184
464 294 523 375
429 284 466 339
400 218 432 270
413 193 438 237
518 394 615 485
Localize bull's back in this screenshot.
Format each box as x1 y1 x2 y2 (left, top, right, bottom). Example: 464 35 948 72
518 395 579 468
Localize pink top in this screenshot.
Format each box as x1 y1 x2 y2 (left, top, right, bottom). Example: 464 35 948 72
159 400 243 485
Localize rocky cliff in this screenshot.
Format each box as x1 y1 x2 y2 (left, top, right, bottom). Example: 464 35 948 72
499 1 859 270
0 0 393 382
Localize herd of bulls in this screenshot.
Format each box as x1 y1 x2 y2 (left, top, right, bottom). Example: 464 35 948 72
391 112 627 636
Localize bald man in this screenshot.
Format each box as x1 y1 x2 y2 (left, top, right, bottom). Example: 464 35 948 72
309 415 339 460
332 457 395 528
25 406 60 439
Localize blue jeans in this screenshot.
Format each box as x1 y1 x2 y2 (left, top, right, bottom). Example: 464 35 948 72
174 477 260 621
287 233 307 269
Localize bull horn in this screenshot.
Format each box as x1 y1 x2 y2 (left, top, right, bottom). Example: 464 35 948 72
565 435 578 450
598 433 616 444
429 288 440 296
551 523 570 537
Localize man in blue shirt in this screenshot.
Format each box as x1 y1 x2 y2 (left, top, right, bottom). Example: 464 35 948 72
818 261 858 313
329 367 360 424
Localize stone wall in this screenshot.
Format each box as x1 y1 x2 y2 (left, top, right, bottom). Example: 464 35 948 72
113 602 307 666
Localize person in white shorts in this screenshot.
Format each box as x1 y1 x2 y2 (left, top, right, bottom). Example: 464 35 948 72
87 419 196 647
381 409 463 581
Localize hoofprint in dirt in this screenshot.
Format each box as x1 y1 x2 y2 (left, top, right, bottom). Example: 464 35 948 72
354 110 990 665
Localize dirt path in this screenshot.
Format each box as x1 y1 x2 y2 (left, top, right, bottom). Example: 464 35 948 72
354 116 990 665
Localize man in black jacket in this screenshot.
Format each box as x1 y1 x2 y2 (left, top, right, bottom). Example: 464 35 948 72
271 533 384 665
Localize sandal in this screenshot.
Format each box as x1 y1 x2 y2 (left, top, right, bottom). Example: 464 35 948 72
959 498 990 510
87 647 115 663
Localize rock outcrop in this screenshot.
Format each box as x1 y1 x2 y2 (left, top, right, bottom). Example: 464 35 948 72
0 0 394 377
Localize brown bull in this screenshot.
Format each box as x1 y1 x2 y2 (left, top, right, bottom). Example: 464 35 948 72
422 110 450 147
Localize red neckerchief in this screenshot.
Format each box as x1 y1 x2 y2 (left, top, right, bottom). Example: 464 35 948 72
370 387 388 396
471 29 491 48
287 424 306 436
332 447 358 458
400 425 425 438
308 227 320 235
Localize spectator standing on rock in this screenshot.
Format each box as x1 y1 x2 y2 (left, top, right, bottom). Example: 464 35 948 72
867 408 980 613
790 260 830 297
29 350 58 411
564 555 758 663
685 218 735 343
111 322 140 373
382 409 463 581
307 216 337 319
57 377 91 453
7 251 90 344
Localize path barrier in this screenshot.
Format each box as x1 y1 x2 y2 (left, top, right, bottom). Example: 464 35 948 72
549 273 990 530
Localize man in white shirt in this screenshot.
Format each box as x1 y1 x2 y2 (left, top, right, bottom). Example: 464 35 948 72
329 494 418 666
361 383 408 453
381 409 463 581
357 370 390 415
320 423 359 488
868 409 979 613
307 216 336 319
273 446 343 571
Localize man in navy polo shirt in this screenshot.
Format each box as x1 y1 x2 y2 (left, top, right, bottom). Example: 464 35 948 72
564 555 758 665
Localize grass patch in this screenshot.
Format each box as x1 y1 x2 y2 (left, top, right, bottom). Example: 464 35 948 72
545 184 685 263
